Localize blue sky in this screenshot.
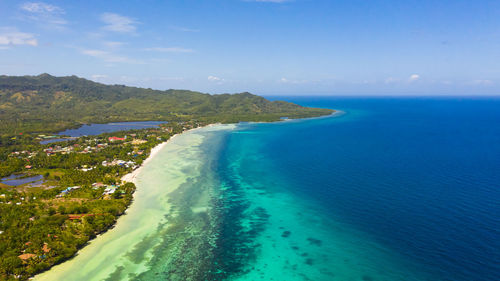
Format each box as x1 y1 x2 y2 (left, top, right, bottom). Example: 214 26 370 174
1 0 499 95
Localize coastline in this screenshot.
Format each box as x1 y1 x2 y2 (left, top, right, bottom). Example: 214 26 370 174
120 135 174 184
121 124 218 184
34 123 235 281
34 116 337 280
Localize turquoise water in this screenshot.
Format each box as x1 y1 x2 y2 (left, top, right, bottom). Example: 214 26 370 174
35 97 500 280
212 117 430 281
214 97 500 281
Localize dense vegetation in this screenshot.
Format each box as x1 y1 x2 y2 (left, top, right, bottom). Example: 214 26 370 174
0 122 191 280
0 74 333 135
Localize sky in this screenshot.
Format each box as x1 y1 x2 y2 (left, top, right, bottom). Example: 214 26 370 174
1 0 499 95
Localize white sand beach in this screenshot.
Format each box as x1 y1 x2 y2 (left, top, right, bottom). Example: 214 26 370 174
120 135 175 184
34 124 235 281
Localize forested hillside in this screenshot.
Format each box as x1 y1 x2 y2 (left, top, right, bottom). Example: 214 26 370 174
0 74 333 135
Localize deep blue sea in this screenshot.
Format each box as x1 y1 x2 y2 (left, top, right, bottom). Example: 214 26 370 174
214 97 500 281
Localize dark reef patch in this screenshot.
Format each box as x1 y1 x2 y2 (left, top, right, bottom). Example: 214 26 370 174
204 135 271 280
281 230 292 238
306 237 323 246
104 266 125 281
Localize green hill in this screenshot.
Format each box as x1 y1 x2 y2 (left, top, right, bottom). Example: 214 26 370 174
0 74 333 135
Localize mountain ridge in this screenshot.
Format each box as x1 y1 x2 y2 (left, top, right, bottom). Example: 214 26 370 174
0 74 333 135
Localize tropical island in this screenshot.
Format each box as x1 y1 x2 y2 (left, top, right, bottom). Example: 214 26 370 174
0 74 333 280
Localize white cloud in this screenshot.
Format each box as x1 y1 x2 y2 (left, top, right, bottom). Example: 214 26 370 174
20 2 67 26
144 47 194 53
0 28 38 46
208 76 226 85
21 2 63 13
90 74 108 80
82 49 108 57
81 49 143 64
470 79 493 86
101 13 137 33
159 77 185 81
208 75 223 82
384 77 399 84
169 26 199 32
279 77 310 84
409 74 420 82
103 41 126 48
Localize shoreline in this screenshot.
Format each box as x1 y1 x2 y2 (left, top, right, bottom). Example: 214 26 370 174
33 123 228 280
120 136 173 184
121 123 220 184
34 116 337 280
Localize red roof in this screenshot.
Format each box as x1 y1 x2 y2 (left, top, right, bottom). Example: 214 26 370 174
108 137 125 141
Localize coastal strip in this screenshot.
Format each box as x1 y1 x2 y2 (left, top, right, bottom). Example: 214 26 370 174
34 124 236 281
120 136 173 184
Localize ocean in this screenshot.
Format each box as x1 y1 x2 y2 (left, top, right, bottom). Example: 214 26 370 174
216 96 500 281
35 97 500 281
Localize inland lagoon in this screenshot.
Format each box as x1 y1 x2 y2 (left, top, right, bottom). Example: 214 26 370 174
36 97 500 281
40 121 165 144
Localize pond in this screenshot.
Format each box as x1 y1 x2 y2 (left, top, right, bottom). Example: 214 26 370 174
40 121 165 144
1 174 44 186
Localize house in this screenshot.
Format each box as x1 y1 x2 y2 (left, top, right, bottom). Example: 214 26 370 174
103 187 116 195
18 253 36 261
68 214 84 220
43 243 51 253
108 136 126 142
59 186 81 196
131 139 147 145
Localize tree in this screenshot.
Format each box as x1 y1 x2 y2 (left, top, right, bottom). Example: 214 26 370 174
57 205 66 214
0 255 22 275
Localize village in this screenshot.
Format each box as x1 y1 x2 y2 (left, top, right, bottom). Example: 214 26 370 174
0 121 205 279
